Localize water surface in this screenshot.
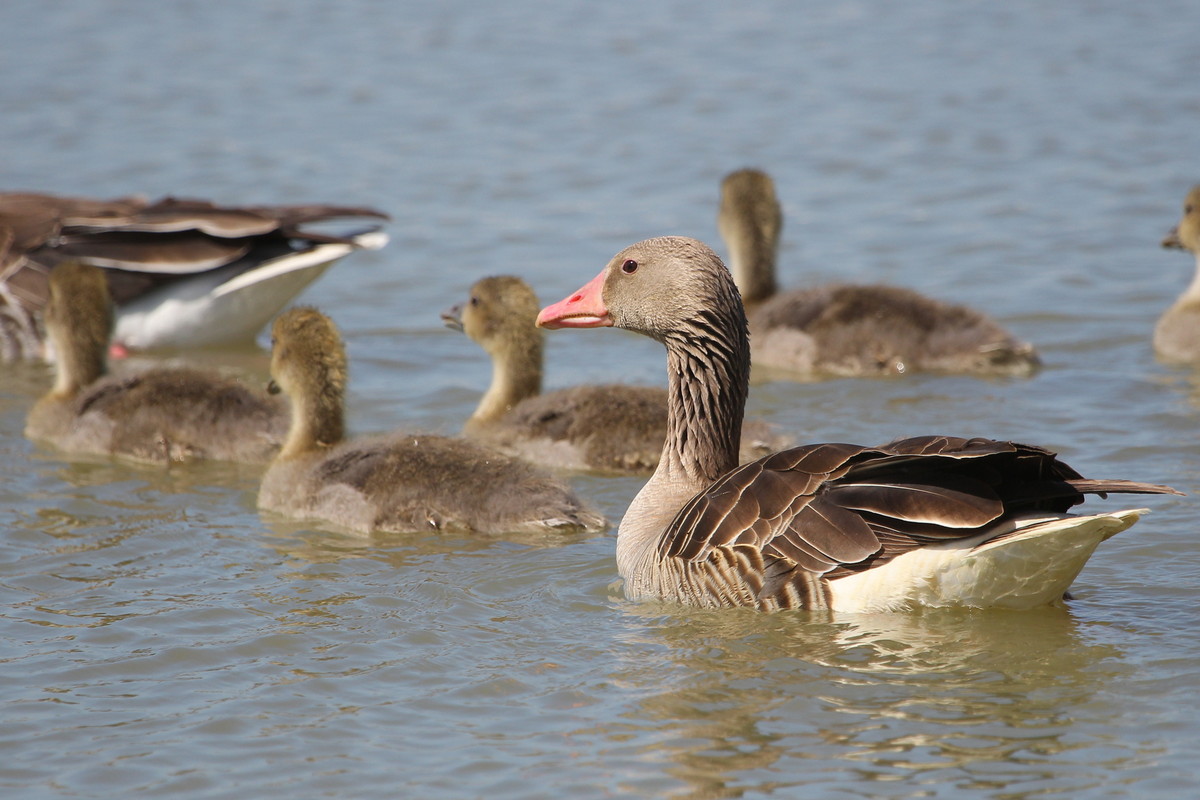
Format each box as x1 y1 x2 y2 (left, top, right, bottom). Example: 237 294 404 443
2 2 1198 797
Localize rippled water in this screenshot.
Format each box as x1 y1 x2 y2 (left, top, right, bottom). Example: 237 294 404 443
2 1 1199 797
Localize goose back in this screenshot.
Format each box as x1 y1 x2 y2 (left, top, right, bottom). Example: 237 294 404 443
29 367 289 464
260 432 607 535
642 435 1168 610
749 283 1039 376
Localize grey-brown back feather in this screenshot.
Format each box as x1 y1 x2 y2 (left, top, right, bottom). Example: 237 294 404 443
501 384 667 472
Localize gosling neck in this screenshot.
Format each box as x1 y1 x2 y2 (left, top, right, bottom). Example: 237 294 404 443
468 327 543 426
279 379 345 459
1176 253 1200 308
50 328 106 397
724 224 778 306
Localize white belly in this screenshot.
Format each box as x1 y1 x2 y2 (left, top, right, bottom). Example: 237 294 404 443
828 509 1146 612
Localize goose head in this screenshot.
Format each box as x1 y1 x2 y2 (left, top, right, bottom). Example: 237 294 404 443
43 261 113 394
442 275 546 424
717 168 783 305
537 236 746 346
538 237 751 485
1163 185 1200 254
442 275 543 360
268 306 346 454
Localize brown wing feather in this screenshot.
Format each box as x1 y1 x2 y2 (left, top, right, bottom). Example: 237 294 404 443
51 232 252 272
824 475 1003 527
763 496 880 572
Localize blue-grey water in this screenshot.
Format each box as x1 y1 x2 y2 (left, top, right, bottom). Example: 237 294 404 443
2 1 1199 797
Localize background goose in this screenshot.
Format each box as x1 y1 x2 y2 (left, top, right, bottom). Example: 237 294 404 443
0 191 389 361
25 262 288 464
442 274 787 473
259 306 607 535
1156 185 1200 363
717 168 1040 377
536 236 1177 612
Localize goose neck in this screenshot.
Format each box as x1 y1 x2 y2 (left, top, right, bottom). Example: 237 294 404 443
616 306 750 577
661 337 746 485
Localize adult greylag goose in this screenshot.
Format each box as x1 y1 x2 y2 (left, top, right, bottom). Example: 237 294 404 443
0 191 389 361
717 168 1039 377
536 236 1177 611
25 262 289 464
1157 185 1200 363
441 274 786 473
258 306 607 535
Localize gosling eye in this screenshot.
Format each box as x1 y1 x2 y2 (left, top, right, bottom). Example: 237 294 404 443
621 259 638 274
469 295 480 306
1186 204 1195 215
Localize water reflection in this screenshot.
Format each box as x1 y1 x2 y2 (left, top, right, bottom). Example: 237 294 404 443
608 605 1143 798
255 514 606 571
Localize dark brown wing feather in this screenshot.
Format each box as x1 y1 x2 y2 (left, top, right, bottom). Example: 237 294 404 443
762 497 878 572
824 475 1002 527
52 232 252 272
659 435 1179 586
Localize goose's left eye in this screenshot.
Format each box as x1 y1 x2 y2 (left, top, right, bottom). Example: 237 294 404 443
621 259 638 274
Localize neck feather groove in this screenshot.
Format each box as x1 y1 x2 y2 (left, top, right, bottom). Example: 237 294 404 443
661 306 749 485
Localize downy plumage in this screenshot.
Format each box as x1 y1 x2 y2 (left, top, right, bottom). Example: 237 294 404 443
717 168 1039 377
442 274 786 473
259 306 607 535
1157 184 1200 363
25 261 288 464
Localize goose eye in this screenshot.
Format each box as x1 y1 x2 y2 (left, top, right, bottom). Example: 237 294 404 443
621 259 638 274
470 295 480 306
